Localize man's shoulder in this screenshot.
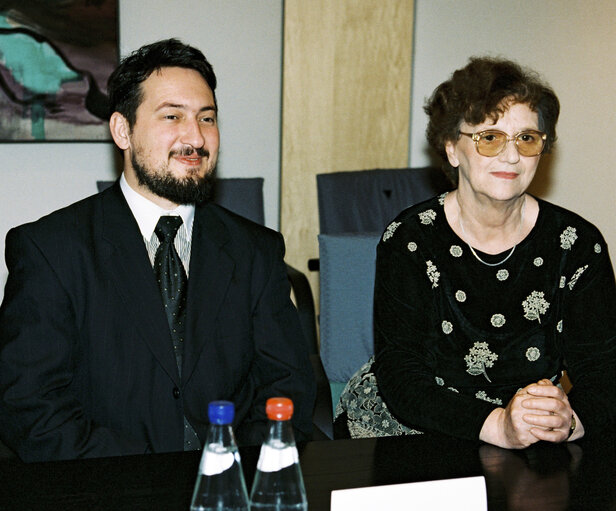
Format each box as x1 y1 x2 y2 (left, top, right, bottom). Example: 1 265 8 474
198 203 281 245
7 187 118 246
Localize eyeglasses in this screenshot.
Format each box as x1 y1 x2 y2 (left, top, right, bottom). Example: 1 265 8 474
459 129 547 157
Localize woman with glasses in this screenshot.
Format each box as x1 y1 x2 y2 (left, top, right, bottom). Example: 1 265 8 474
334 57 615 448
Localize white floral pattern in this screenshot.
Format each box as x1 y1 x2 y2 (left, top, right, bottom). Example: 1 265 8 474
559 276 566 289
568 265 588 290
442 321 453 334
435 377 445 386
526 347 541 362
594 243 602 254
438 192 448 205
560 226 578 249
335 357 423 438
418 209 437 226
426 260 440 288
407 242 417 252
382 221 401 242
522 291 550 323
557 320 563 333
496 269 509 281
491 314 506 328
464 342 498 382
450 245 463 257
455 290 466 302
534 257 543 267
475 390 503 405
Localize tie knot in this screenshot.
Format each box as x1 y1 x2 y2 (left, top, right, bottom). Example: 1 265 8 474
155 216 183 243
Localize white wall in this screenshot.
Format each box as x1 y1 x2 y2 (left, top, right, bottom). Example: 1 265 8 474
0 0 283 295
410 0 616 268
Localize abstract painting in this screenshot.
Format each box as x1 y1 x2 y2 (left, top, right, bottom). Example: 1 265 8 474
0 0 118 141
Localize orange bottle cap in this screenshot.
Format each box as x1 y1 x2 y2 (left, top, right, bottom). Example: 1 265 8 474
266 397 294 421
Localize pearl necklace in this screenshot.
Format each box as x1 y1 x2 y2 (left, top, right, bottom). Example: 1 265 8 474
458 196 526 267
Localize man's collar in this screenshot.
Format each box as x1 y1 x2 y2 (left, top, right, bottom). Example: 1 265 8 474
119 173 195 241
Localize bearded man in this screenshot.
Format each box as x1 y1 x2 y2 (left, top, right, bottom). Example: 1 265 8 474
0 39 315 462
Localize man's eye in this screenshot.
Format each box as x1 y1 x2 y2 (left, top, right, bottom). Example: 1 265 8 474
164 114 178 120
201 116 216 123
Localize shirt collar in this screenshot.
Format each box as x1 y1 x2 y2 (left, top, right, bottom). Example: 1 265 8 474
119 173 195 241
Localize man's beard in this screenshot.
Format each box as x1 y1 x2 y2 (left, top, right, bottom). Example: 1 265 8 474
131 148 215 205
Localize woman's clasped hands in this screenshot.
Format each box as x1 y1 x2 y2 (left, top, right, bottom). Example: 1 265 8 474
480 379 583 449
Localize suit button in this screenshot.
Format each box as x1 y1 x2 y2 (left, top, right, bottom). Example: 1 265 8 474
172 387 180 399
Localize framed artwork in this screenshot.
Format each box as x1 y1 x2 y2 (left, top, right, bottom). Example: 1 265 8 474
0 1 118 142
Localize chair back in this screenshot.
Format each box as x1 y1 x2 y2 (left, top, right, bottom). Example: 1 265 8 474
316 167 450 234
318 232 381 410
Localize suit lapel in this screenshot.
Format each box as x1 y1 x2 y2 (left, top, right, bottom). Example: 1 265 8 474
100 183 180 384
183 204 235 384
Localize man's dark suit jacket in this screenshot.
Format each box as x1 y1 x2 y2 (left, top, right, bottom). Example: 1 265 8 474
0 182 315 462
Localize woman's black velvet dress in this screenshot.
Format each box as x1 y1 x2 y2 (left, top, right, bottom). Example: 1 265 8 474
335 194 616 441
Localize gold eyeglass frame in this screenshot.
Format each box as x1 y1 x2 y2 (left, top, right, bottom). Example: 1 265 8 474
459 129 547 157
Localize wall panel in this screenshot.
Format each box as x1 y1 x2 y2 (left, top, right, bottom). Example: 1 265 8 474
281 0 414 312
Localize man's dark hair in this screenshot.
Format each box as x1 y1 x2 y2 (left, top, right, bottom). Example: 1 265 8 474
424 57 560 185
107 38 217 127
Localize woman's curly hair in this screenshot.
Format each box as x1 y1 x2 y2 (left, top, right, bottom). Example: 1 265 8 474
424 57 560 185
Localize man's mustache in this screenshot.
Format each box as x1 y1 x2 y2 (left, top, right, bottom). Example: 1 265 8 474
170 146 209 158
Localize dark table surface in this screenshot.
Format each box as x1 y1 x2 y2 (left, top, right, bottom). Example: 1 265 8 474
1 433 614 510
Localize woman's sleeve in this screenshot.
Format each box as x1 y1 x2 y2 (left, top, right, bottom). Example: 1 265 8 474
373 229 496 440
561 235 616 440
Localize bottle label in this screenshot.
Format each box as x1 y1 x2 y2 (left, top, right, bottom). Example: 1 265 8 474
199 443 240 476
256 443 299 472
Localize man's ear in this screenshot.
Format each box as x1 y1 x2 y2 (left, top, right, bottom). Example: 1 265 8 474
109 112 131 150
445 140 459 168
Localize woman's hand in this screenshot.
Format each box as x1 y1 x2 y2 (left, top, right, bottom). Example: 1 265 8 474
480 379 583 448
524 379 583 442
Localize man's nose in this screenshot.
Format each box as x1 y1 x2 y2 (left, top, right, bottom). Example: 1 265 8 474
180 119 205 148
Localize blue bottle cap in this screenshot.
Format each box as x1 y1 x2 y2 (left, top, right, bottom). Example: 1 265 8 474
208 401 235 425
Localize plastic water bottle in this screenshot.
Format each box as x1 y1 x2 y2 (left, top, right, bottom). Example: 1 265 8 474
190 401 249 511
249 397 308 510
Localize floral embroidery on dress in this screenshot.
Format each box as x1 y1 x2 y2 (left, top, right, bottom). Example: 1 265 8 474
455 290 467 302
559 276 566 289
382 221 401 242
568 265 588 290
442 321 453 334
557 320 563 333
435 376 445 386
448 387 459 393
464 342 498 382
335 356 423 438
418 209 437 226
496 269 509 281
450 245 463 257
426 260 440 288
560 226 577 249
475 390 503 405
526 347 541 362
522 291 550 323
407 242 417 252
438 192 448 205
491 314 506 328
594 243 602 254
533 257 543 267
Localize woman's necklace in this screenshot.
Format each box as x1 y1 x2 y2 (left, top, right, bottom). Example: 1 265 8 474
458 195 526 267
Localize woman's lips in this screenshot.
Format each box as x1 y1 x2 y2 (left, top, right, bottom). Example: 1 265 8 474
491 172 518 180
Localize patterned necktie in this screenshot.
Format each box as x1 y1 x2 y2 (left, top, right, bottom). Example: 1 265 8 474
153 216 200 450
154 216 187 372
